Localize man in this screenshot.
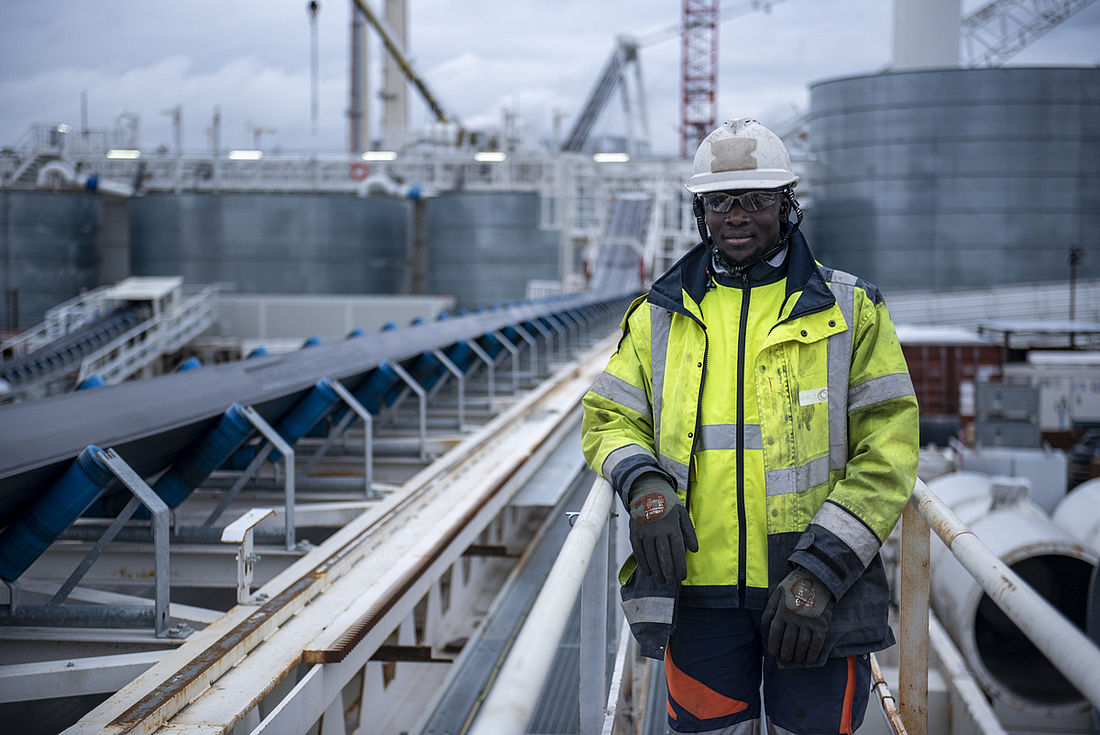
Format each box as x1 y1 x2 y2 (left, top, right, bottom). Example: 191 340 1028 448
581 119 918 735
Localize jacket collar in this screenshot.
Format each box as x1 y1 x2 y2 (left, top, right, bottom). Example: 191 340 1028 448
648 227 836 321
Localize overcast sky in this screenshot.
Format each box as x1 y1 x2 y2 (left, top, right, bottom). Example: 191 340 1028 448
2 0 1098 156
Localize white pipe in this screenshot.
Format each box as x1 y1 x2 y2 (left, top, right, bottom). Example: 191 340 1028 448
35 159 134 197
35 159 78 187
1053 477 1100 551
911 480 1100 709
928 611 1008 735
470 476 614 735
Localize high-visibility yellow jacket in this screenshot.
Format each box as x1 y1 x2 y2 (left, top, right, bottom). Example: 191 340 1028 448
581 231 919 661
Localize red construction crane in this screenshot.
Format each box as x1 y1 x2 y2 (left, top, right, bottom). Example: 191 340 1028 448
563 1 785 157
680 0 719 158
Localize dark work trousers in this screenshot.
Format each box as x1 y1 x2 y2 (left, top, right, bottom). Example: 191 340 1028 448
665 606 872 734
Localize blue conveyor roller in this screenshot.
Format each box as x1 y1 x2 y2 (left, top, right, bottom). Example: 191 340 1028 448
152 403 252 508
0 446 114 581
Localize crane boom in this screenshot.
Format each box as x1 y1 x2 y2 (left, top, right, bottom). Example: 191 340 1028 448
963 0 1097 67
351 0 457 126
635 0 788 47
561 38 640 152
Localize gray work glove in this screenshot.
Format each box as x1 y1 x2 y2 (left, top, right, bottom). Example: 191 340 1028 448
761 565 836 665
627 473 698 585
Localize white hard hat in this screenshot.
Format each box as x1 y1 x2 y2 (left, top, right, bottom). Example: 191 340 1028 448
685 118 798 193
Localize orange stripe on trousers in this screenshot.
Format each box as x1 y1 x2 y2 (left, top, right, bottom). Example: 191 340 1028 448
665 649 748 721
840 655 856 734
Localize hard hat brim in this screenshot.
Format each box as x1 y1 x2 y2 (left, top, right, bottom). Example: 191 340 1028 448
685 169 799 194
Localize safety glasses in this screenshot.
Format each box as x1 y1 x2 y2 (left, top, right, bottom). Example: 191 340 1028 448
701 190 780 213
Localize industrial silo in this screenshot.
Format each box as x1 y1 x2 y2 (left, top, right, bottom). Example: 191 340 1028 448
130 192 410 295
805 67 1100 294
0 191 108 330
426 192 561 309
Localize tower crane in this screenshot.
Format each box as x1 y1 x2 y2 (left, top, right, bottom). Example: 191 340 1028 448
246 122 278 149
560 0 787 157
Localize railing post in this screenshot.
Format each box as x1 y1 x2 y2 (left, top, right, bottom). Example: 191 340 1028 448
898 498 929 735
465 339 496 405
579 511 610 735
388 361 428 460
96 449 172 637
491 330 521 394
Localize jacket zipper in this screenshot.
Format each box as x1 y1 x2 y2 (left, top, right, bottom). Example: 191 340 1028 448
736 269 751 608
686 323 708 517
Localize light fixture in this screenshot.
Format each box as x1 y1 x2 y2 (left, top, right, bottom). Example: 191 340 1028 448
228 150 263 160
56 123 72 134
474 151 507 162
593 152 630 163
361 150 397 161
106 149 141 160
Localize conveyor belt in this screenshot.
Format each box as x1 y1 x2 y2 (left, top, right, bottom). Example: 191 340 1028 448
0 294 632 529
0 306 147 386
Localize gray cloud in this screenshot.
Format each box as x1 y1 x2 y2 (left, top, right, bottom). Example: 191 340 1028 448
2 0 1097 156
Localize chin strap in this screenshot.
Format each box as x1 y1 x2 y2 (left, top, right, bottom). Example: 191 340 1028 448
692 194 710 245
785 191 804 242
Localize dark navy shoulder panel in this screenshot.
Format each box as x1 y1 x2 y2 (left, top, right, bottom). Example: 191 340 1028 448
821 265 885 306
648 241 711 316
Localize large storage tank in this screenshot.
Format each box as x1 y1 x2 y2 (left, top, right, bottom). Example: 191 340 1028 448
806 67 1100 294
0 191 111 330
426 192 561 309
131 193 410 295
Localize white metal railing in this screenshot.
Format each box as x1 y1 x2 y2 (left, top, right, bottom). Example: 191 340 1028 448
75 286 218 384
471 476 635 735
895 478 1100 735
0 284 118 357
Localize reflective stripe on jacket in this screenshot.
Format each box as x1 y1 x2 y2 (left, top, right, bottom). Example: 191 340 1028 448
582 230 919 661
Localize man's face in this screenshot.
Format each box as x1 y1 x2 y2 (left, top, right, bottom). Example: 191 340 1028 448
702 189 786 266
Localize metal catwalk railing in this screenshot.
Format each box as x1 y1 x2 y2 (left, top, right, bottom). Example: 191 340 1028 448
74 285 218 384
895 479 1100 735
0 284 119 358
469 476 1100 735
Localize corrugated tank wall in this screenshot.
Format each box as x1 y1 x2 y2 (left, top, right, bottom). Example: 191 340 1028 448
426 192 560 309
805 67 1100 293
130 192 410 294
0 191 105 331
2 189 562 328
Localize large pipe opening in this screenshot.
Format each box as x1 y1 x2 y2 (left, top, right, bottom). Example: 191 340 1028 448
973 553 1093 705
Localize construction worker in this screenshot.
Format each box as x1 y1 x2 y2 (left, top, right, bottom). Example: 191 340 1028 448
581 118 918 734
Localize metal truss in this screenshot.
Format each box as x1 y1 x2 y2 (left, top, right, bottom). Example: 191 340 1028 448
963 0 1097 67
680 0 719 158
